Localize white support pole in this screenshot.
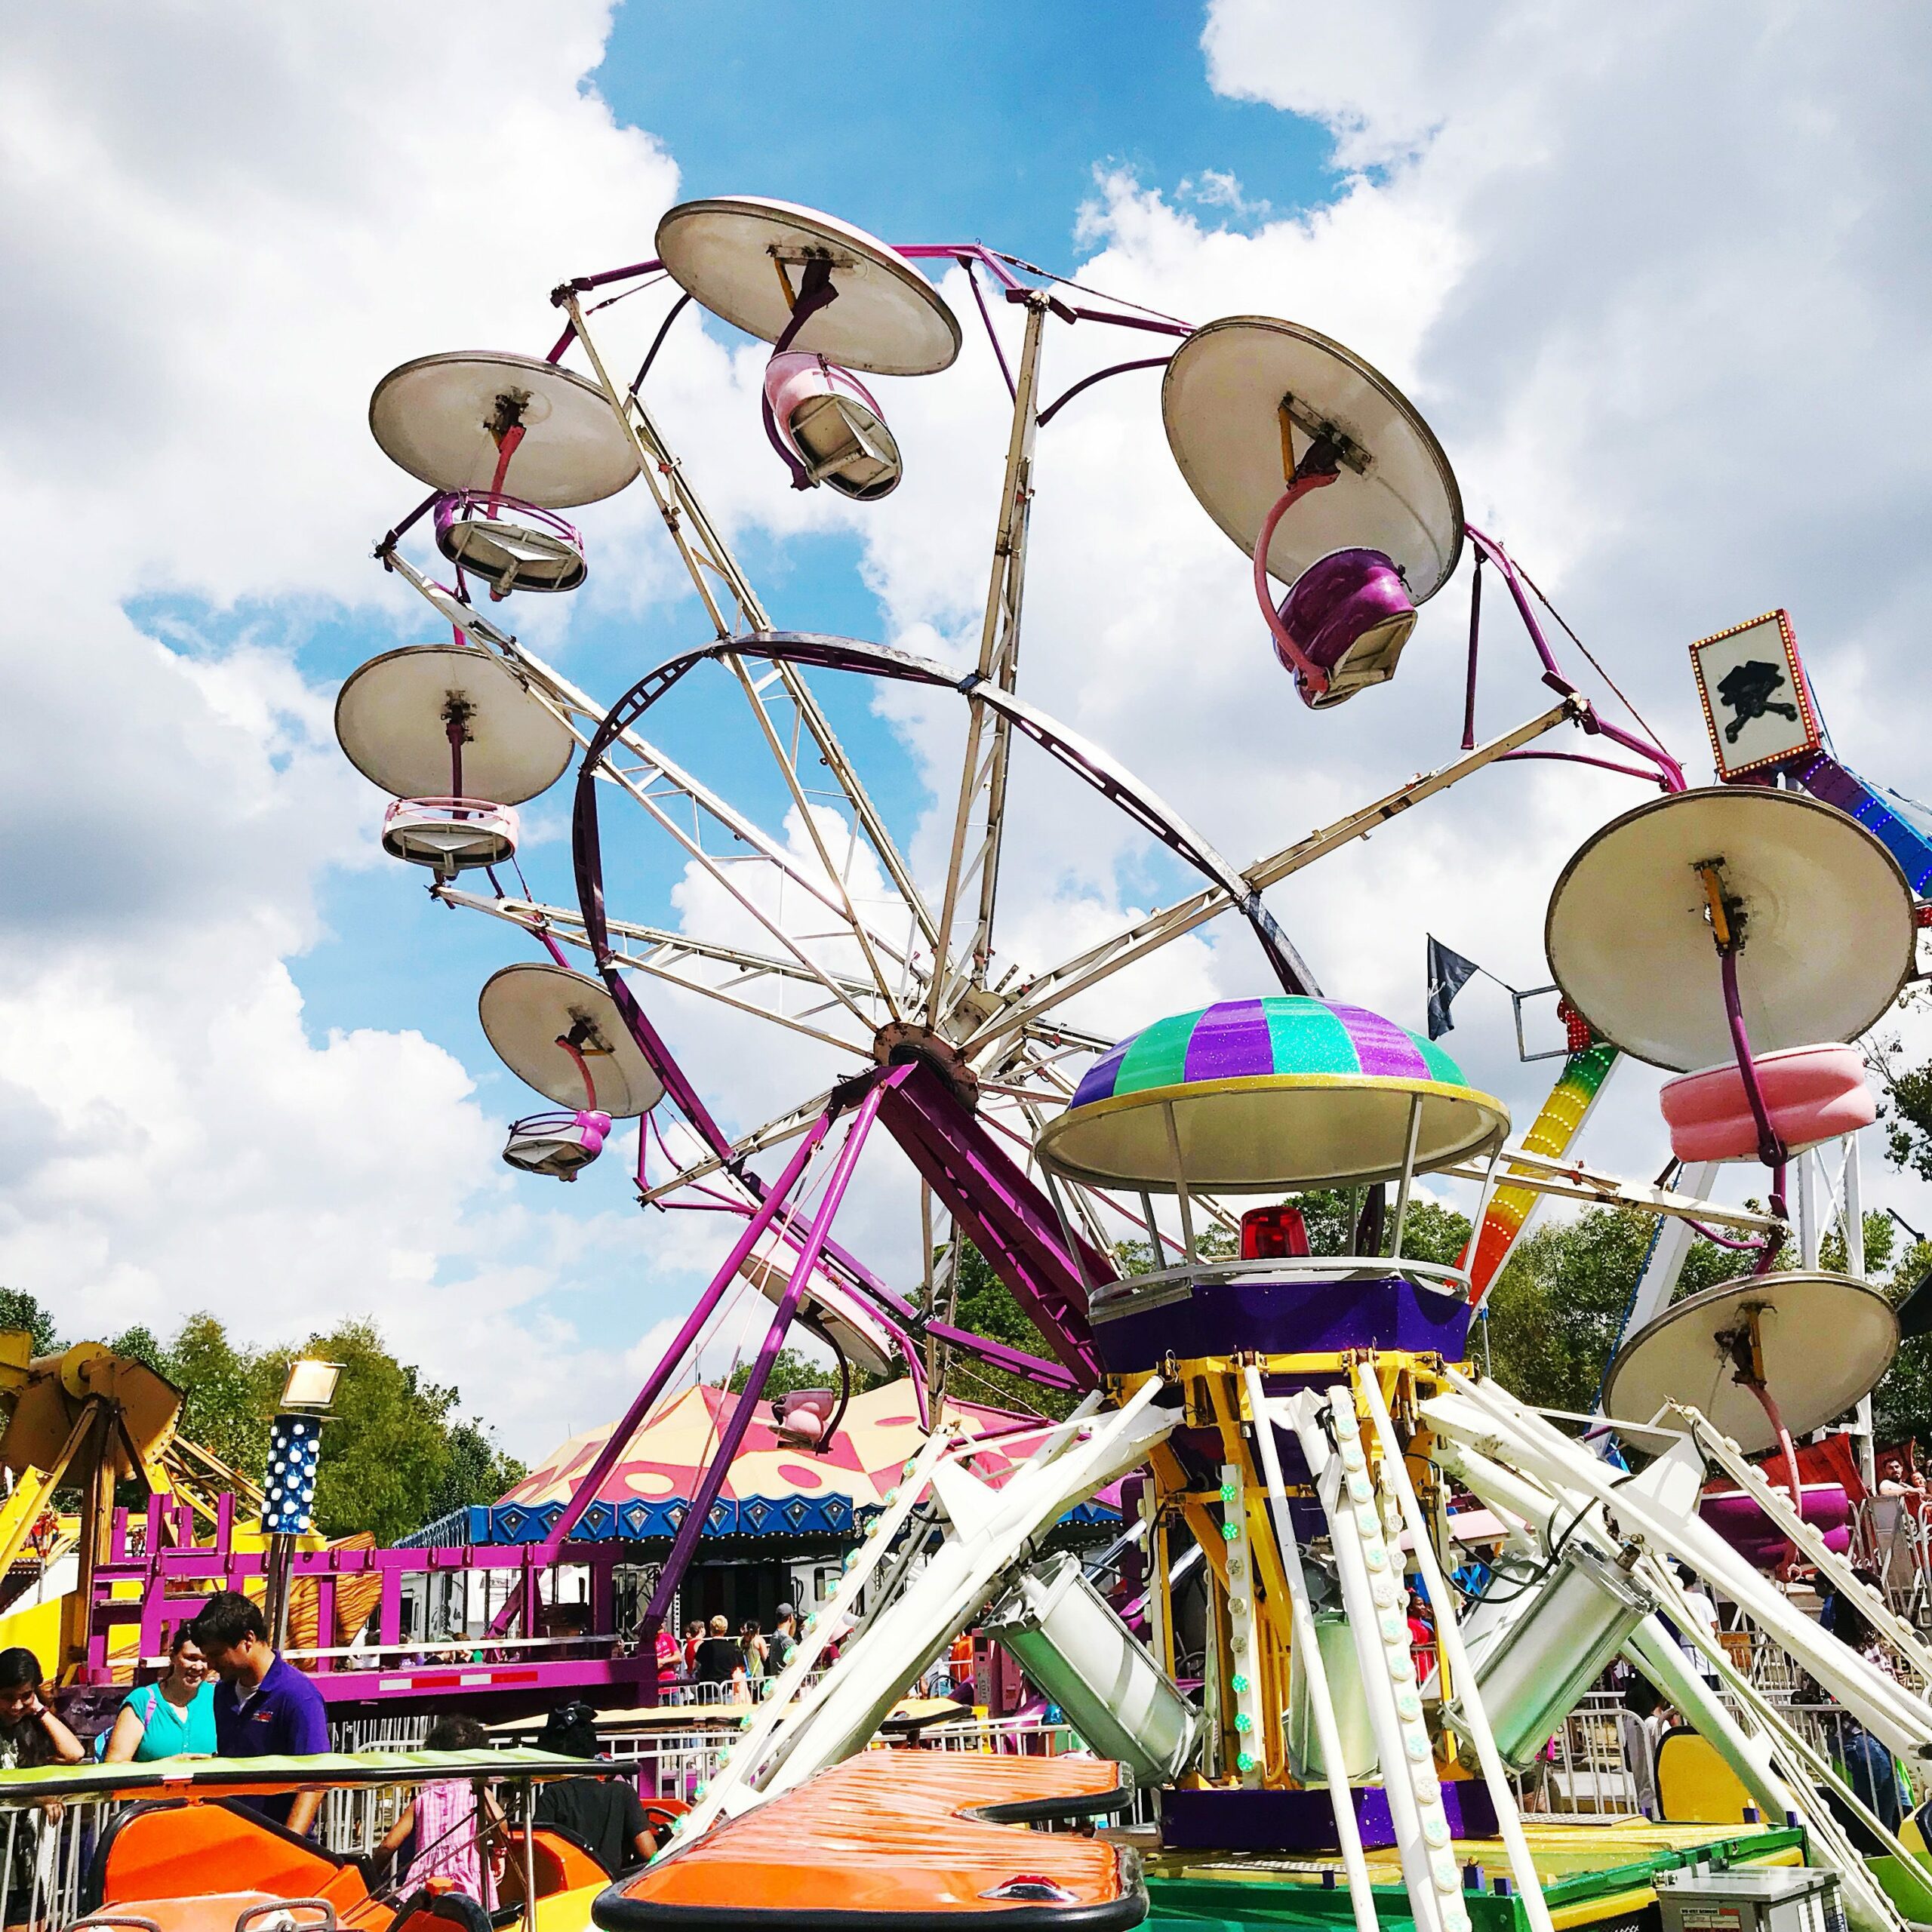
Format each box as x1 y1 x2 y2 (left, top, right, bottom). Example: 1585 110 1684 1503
1240 1366 1380 1932
1622 1618 1795 1823
1218 1461 1267 1789
1355 1369 1554 1932
1284 1390 1461 1932
1619 1162 1720 1340
1431 1374 1932 1755
1797 1152 1822 1272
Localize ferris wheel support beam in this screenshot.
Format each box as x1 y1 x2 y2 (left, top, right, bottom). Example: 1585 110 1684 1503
927 293 1051 1029
878 1060 1109 1385
562 291 939 957
383 550 916 979
962 696 1582 1062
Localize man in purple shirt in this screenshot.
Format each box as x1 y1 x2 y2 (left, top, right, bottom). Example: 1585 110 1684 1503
192 1591 331 1834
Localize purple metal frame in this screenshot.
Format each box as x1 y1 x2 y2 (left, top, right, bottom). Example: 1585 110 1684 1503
82 1492 651 1709
1466 527 1688 794
572 629 1317 1000
638 1069 903 1641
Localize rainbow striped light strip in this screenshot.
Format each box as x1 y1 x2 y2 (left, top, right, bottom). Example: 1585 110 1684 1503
1467 1041 1620 1303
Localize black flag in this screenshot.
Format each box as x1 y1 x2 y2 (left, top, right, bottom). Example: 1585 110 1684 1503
1426 936 1481 1039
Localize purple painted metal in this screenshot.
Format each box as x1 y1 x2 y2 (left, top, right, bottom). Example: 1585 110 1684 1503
878 1060 1107 1386
1719 947 1790 1177
641 1069 902 1638
571 629 1318 1001
1467 526 1688 793
1498 749 1674 788
894 245 1028 291
1462 552 1484 750
961 261 1016 400
546 1108 835 1552
1035 356 1171 428
555 258 665 299
923 1322 1082 1392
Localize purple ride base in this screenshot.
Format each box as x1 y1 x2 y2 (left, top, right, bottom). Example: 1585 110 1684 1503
1094 1272 1472 1375
1160 1779 1500 1854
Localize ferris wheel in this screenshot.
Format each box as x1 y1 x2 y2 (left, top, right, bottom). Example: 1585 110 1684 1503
340 193 1703 1627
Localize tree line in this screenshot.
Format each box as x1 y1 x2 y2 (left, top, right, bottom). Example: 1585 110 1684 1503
0 1294 525 1545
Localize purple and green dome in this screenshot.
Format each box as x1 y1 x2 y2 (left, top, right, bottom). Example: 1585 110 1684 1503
1039 995 1508 1194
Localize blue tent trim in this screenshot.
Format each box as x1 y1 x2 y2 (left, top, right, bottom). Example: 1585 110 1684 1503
423 1494 1121 1546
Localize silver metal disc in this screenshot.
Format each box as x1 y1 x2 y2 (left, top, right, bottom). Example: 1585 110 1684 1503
335 646 574 804
1546 787 1914 1071
737 1251 895 1380
368 351 640 507
1162 315 1463 600
1602 1272 1897 1454
478 964 666 1119
655 197 960 377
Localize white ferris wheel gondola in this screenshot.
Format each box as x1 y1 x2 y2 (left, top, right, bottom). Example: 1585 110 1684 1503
1162 316 1463 709
1544 786 1915 1071
654 196 961 377
336 644 577 879
368 350 641 507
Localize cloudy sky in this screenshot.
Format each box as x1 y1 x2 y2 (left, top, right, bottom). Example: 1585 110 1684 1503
5 2 1930 1463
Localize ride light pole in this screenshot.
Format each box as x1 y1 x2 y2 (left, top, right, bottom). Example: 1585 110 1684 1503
261 1358 341 1650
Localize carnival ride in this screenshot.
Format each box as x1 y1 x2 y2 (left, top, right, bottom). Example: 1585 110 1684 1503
315 192 1932 1932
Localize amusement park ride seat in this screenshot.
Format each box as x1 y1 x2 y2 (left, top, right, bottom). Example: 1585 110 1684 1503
434 491 588 598
480 962 664 1181
380 796 520 880
1162 315 1461 709
763 354 903 500
1660 1041 1875 1164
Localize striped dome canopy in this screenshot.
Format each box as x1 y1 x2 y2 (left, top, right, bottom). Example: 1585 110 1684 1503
1037 995 1509 1193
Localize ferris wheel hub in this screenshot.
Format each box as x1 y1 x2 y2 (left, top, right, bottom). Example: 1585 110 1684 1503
872 1021 980 1109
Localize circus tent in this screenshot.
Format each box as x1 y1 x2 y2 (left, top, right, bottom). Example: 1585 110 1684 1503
456 1380 1117 1545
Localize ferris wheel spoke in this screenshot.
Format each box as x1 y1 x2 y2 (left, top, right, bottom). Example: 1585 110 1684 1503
431 887 885 1057
383 551 915 972
924 295 1050 1028
638 1091 838 1205
961 697 1580 1062
724 654 904 1018
566 295 940 959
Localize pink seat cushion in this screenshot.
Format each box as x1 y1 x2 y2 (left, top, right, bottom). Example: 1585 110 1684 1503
1659 1042 1873 1164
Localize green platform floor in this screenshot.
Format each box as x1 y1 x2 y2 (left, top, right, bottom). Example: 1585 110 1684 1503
1126 1820 1805 1932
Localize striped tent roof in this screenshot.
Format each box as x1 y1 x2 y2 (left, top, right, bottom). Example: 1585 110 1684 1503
1070 995 1469 1107
480 1380 1115 1544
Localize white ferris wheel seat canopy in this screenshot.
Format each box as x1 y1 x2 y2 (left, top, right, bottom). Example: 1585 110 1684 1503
654 197 961 378
1601 1272 1897 1457
368 351 641 508
1544 786 1915 1072
335 645 575 806
1161 315 1464 602
737 1249 897 1380
478 963 666 1120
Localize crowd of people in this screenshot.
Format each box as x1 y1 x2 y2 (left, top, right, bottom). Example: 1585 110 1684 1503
0 1589 666 1925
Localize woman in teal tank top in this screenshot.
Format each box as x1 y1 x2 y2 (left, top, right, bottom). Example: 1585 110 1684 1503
104 1627 217 1761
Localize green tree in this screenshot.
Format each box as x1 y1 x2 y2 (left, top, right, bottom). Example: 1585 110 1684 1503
0 1291 60 1358
721 1347 868 1402
927 1241 1078 1420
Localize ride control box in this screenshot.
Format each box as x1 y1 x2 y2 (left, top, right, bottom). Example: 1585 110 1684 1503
1654 1864 1845 1932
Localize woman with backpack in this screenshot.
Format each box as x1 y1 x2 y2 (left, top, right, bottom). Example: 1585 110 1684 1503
103 1626 216 1762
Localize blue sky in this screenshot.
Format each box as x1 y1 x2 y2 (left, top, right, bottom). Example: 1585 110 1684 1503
296 8 1344 1151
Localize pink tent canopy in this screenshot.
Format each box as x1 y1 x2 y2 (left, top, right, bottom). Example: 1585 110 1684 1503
494 1380 1120 1543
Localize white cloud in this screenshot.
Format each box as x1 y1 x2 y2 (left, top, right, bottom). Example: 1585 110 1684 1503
7 0 1930 1479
